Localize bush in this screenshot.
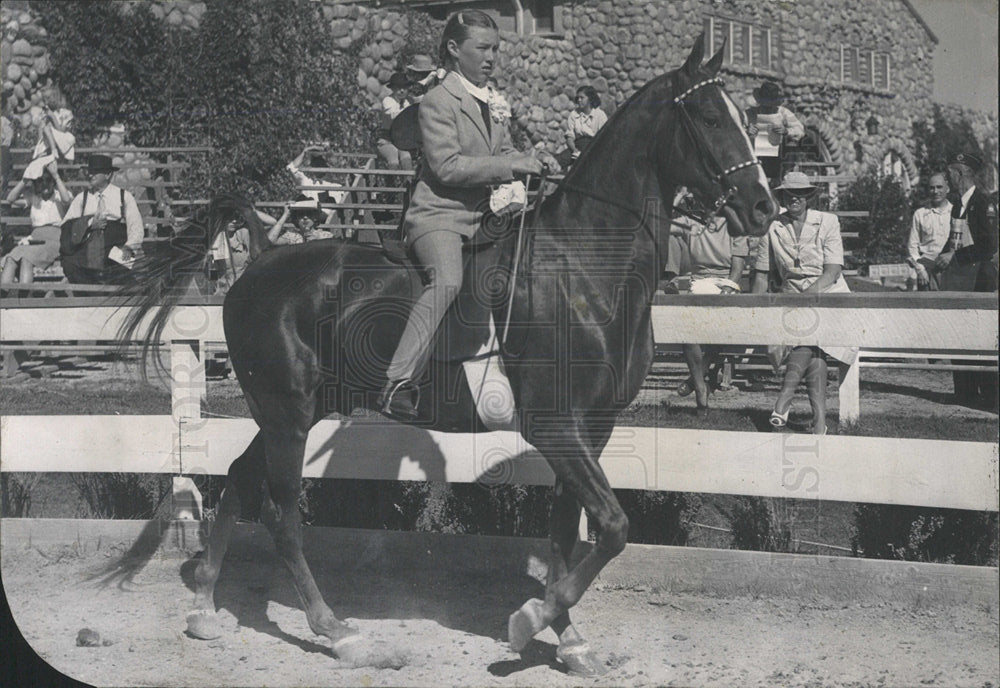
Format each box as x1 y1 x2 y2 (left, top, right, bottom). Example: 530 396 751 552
33 0 377 199
851 504 998 566
1 473 42 517
839 169 911 268
70 473 171 519
615 490 701 546
728 496 792 552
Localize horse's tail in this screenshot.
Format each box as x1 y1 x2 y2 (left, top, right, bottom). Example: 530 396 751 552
114 192 264 380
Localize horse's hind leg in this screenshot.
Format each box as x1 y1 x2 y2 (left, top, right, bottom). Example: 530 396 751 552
187 433 266 640
258 429 406 667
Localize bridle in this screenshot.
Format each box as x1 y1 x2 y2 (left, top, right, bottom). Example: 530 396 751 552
672 76 761 214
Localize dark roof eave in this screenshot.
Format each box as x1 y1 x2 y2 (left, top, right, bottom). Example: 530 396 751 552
898 0 940 44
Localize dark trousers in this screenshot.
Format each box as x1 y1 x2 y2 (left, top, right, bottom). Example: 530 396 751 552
61 252 131 285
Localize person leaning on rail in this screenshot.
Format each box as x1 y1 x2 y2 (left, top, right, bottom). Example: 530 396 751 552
751 171 857 436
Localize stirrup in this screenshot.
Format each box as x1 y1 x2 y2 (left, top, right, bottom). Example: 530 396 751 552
379 379 419 421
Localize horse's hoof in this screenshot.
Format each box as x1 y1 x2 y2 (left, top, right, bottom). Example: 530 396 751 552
185 609 222 640
557 642 608 677
333 634 408 670
508 598 547 652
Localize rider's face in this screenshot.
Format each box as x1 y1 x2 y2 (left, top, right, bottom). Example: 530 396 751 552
449 26 499 86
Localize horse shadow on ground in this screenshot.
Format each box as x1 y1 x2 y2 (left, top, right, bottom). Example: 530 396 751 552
165 417 559 663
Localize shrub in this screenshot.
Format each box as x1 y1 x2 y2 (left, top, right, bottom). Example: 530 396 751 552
838 169 911 268
32 0 377 199
615 490 701 546
729 496 792 552
1 473 42 517
851 504 998 566
70 473 171 519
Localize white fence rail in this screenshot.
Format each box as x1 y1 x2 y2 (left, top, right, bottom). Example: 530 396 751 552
1 292 997 514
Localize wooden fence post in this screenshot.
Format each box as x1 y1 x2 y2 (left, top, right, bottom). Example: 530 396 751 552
838 358 860 426
171 339 206 520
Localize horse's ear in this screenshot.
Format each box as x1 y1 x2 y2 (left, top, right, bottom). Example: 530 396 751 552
705 38 726 75
681 33 707 77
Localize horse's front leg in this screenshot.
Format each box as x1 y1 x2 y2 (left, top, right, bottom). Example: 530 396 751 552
508 423 625 676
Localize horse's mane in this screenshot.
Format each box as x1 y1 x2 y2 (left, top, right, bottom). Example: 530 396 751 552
115 192 260 381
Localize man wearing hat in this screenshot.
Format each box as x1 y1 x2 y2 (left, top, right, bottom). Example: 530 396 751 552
404 54 441 102
745 80 805 184
935 150 998 408
59 154 144 284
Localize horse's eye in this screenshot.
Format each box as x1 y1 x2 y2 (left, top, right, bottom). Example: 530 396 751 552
703 117 720 128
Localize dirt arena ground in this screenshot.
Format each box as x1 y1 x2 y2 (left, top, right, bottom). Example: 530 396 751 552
3 521 999 688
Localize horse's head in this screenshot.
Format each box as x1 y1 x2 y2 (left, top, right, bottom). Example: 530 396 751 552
656 35 776 236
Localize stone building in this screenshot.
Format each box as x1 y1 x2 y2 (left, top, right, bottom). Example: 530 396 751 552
4 0 996 190
344 0 945 188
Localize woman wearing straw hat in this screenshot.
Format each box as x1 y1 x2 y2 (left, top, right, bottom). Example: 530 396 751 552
267 195 334 245
751 171 856 435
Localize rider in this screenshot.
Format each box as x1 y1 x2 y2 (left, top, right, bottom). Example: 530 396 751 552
378 9 546 420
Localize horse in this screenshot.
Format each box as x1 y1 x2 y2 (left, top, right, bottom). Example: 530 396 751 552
116 35 775 676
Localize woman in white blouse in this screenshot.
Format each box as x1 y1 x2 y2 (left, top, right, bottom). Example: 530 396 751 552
2 160 71 287
564 85 607 161
751 172 855 435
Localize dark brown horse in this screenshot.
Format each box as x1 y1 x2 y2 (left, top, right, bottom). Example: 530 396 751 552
118 35 774 675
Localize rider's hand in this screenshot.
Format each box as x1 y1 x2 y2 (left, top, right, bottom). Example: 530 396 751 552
746 124 759 137
17 236 30 246
510 154 544 177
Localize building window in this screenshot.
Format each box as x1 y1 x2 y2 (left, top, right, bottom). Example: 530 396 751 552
841 45 892 89
704 15 774 71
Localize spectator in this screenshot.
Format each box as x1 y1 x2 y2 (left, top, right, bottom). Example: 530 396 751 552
671 189 748 410
935 151 998 408
376 72 415 171
905 172 952 290
209 207 275 295
28 87 75 172
1 107 13 194
59 154 144 285
286 144 347 205
751 171 856 435
558 85 607 168
1 160 72 289
745 80 804 184
267 195 335 246
405 54 442 104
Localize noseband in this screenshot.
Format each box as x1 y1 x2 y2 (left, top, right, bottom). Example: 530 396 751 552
673 76 761 213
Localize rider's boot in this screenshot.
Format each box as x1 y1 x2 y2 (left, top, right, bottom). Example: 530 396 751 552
378 379 419 421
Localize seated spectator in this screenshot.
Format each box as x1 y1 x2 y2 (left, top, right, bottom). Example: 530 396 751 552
751 172 856 435
209 210 273 295
905 172 952 290
1 160 72 290
745 80 804 184
376 72 414 171
668 189 748 410
267 195 335 245
27 87 76 175
59 154 144 285
558 85 607 168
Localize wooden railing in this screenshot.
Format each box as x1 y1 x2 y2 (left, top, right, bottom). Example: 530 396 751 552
1 292 996 515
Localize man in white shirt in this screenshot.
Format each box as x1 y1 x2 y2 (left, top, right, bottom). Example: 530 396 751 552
905 172 952 290
60 154 144 284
